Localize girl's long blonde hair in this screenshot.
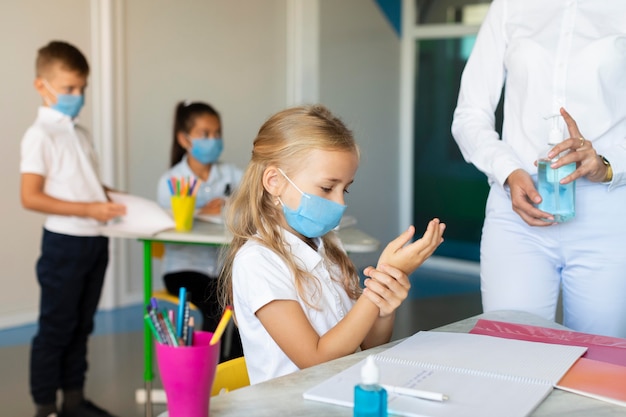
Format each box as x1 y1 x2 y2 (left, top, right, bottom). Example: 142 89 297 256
218 104 360 310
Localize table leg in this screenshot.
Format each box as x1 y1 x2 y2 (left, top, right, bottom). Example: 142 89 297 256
143 240 153 417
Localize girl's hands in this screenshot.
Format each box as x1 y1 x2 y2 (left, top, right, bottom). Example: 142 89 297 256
362 264 410 318
199 197 225 215
377 219 446 276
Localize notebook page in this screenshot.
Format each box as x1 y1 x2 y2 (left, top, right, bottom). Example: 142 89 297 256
381 332 586 383
304 355 553 417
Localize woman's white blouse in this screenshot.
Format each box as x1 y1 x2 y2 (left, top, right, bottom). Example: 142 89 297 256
452 0 626 190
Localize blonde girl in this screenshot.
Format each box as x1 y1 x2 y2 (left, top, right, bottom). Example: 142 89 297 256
220 105 445 384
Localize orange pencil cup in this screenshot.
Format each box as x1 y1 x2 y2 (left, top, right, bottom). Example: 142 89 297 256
171 196 196 232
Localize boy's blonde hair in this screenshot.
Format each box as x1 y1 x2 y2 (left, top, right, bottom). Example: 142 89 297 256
219 104 361 310
36 40 89 78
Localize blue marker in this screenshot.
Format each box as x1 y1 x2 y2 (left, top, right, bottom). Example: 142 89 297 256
176 287 187 339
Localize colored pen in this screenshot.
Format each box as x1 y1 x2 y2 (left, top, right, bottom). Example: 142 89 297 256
186 316 195 346
210 305 233 345
181 292 191 344
380 385 449 402
176 287 187 339
158 310 179 347
143 314 165 343
148 306 170 345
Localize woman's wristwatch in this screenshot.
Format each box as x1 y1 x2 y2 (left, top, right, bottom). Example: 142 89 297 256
598 155 613 182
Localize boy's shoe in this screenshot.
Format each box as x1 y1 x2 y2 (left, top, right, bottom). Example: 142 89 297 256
60 400 118 417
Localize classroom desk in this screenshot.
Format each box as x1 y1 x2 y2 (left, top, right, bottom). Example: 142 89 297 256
189 310 625 417
104 221 380 417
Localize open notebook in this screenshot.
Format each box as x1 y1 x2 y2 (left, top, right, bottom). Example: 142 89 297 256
303 331 586 417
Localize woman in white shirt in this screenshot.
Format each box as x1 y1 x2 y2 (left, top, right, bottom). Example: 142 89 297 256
452 0 626 338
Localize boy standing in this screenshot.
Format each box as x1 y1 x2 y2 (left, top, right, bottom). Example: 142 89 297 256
20 41 125 417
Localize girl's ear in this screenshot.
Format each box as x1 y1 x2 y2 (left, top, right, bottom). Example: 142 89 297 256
176 131 190 149
263 166 284 196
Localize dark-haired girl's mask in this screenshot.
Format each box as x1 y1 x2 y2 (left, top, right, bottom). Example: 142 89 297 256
190 138 223 164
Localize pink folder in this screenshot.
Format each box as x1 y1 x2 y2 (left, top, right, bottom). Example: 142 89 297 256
469 319 626 367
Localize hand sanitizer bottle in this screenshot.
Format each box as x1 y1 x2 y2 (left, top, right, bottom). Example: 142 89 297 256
537 115 575 222
354 355 387 417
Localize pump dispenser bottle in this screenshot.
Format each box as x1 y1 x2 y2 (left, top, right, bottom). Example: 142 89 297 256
537 115 576 222
354 355 387 417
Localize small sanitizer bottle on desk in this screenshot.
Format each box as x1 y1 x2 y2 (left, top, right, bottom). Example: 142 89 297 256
537 115 576 222
354 355 388 417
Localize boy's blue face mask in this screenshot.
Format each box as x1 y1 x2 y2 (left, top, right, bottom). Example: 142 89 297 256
43 80 84 119
190 138 223 164
278 168 346 238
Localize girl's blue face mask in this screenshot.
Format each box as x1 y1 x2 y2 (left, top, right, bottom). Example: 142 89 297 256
43 80 84 119
190 137 223 164
278 168 346 238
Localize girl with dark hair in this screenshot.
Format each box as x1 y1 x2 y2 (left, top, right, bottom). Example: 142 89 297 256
157 100 243 361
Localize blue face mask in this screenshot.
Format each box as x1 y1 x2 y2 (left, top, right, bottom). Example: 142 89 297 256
278 168 346 238
43 80 84 118
190 138 223 164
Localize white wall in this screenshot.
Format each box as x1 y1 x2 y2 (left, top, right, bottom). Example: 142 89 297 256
0 0 401 329
121 0 289 299
319 0 401 267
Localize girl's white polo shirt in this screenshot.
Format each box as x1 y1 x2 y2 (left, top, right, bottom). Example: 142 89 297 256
233 229 356 385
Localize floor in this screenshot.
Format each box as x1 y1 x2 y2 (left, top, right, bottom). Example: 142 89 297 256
0 266 482 417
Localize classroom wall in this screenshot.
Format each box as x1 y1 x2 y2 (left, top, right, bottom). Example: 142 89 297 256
319 0 401 263
121 0 289 299
0 0 401 329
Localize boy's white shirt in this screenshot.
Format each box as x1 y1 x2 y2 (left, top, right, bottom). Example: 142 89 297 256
232 228 356 385
20 106 107 236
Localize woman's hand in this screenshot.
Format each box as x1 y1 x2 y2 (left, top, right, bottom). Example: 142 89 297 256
545 107 609 183
506 169 555 226
362 264 410 318
377 219 445 276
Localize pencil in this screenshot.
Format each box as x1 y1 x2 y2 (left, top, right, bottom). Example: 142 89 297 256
380 384 449 402
210 305 233 345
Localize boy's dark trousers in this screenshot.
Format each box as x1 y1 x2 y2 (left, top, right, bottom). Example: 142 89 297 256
30 229 109 406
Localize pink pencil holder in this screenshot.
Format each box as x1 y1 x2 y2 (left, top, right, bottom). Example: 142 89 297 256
156 331 220 417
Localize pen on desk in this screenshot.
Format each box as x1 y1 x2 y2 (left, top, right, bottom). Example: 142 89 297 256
380 385 449 402
210 305 233 345
176 287 186 339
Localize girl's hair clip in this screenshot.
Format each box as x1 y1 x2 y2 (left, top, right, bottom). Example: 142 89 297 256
184 99 192 107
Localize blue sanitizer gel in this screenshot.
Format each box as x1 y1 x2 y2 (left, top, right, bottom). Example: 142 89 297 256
354 356 388 417
537 160 576 222
537 115 575 223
